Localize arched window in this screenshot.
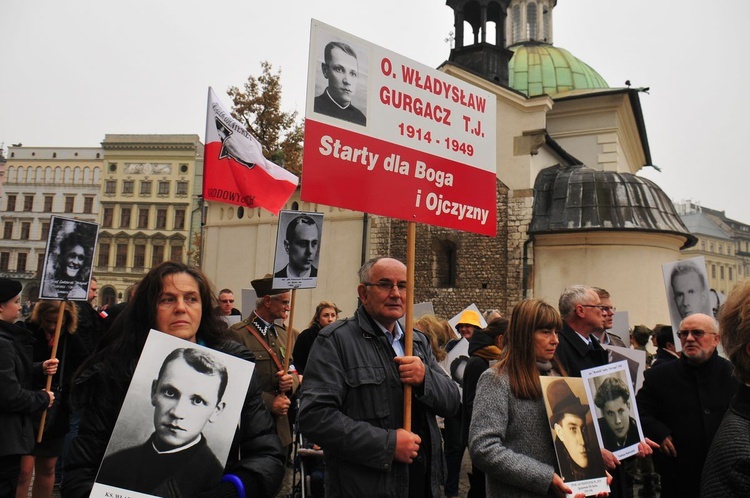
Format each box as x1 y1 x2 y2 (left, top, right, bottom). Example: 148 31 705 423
7 166 15 183
511 4 522 44
526 2 538 40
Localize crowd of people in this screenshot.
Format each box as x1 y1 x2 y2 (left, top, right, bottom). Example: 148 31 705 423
2 257 750 498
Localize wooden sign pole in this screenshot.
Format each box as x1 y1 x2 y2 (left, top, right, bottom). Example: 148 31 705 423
403 221 416 431
37 300 66 442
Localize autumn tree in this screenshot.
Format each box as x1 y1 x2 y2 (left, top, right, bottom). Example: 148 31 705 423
228 61 303 175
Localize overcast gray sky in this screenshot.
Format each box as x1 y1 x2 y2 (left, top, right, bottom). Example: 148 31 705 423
2 0 747 223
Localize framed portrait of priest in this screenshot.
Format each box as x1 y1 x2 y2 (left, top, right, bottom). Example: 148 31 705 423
39 216 99 301
90 330 254 498
272 210 324 290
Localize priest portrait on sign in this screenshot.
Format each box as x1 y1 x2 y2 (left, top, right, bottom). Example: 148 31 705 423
313 36 369 126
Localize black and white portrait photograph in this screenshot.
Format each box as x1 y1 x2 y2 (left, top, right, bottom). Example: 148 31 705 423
90 330 254 498
272 210 323 290
39 216 98 301
312 30 369 127
662 256 712 350
540 376 609 496
582 361 645 460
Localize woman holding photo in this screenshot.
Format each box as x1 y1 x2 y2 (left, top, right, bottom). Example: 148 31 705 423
469 299 603 498
62 262 285 498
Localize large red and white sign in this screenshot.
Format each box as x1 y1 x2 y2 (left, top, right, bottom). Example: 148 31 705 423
301 21 497 236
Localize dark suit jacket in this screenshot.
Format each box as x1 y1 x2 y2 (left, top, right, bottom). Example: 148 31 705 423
274 265 318 278
636 352 739 497
555 323 609 377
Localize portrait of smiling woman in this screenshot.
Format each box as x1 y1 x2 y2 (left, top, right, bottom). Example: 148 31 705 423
40 218 98 300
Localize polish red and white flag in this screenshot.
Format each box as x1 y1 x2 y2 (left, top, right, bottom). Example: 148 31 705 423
203 87 298 215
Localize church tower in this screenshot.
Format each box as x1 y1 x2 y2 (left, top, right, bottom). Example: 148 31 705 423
446 0 514 85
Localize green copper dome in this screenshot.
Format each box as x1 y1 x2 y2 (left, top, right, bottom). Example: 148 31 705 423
508 44 609 97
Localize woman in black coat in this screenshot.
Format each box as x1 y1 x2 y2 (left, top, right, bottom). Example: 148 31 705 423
61 262 285 498
0 278 56 498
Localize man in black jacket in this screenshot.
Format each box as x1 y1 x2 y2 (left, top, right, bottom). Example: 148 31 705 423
637 313 738 497
555 285 609 377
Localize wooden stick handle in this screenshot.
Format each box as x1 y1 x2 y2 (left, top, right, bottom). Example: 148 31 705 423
403 221 416 431
37 300 66 442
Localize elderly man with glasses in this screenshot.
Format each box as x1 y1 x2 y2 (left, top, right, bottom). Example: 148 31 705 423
636 313 738 498
299 257 459 498
555 285 610 378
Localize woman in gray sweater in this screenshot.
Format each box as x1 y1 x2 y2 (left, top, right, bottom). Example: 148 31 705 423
469 299 586 498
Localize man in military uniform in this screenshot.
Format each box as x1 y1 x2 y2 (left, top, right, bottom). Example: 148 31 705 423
230 275 299 447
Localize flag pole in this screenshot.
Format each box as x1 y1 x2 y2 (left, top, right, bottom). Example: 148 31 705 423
37 300 66 442
403 221 416 431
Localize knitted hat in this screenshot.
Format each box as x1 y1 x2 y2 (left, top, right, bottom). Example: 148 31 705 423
0 278 22 304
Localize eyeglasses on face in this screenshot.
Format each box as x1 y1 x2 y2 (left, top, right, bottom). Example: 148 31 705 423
271 297 291 306
364 280 408 293
580 304 607 311
678 329 715 339
219 299 234 304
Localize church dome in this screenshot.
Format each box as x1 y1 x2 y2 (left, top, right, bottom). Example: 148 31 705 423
530 164 697 249
508 43 609 97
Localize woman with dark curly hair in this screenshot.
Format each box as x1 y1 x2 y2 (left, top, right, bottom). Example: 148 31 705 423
61 261 285 498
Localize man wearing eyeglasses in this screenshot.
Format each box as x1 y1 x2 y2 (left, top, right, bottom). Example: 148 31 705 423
636 313 738 498
215 288 242 318
230 275 299 448
555 285 610 378
299 257 460 498
591 287 627 348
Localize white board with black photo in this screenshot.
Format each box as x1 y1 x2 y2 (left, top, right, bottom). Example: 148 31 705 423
272 210 324 290
90 329 255 498
582 360 645 461
661 256 712 352
39 216 99 301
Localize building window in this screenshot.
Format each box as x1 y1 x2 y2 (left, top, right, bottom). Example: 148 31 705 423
65 196 75 213
105 180 117 194
115 244 128 267
83 197 94 214
700 241 706 251
710 242 714 252
133 245 146 269
20 222 30 240
24 195 34 212
152 245 164 267
158 181 170 195
122 180 134 194
719 244 723 254
730 267 734 281
721 266 725 279
0 252 9 271
435 240 457 288
3 222 13 239
40 222 50 241
511 4 522 43
526 2 538 40
120 206 132 228
140 181 152 196
170 245 183 262
98 243 110 267
156 208 168 229
176 181 189 196
138 208 149 229
174 209 185 229
6 194 16 211
17 253 27 272
103 207 114 228
44 195 53 212
37 253 45 275
712 265 716 278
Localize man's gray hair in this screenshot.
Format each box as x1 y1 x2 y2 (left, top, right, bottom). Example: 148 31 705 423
255 291 287 309
358 257 385 284
559 285 594 320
